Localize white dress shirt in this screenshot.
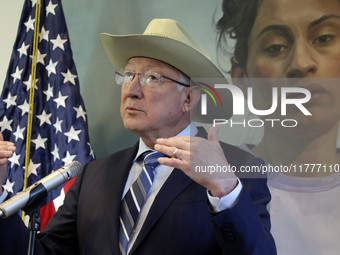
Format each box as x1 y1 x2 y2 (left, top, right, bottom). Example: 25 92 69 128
0 189 7 203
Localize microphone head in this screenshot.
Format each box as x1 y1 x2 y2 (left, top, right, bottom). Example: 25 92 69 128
63 161 83 180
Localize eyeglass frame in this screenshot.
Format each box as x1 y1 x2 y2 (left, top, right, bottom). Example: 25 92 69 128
115 68 190 88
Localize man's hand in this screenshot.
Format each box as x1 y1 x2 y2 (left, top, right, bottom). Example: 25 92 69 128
154 126 238 198
0 132 16 196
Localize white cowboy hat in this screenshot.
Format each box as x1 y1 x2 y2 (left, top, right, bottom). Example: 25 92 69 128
100 18 233 122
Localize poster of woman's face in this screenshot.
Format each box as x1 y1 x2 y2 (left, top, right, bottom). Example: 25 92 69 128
217 0 340 253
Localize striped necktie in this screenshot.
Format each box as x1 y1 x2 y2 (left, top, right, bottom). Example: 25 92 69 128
119 150 165 255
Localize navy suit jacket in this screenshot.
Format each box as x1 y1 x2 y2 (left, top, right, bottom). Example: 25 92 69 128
0 128 276 254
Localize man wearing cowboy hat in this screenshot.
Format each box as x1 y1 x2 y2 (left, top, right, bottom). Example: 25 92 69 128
0 19 276 254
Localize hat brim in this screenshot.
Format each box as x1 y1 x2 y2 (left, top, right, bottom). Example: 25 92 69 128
100 33 233 122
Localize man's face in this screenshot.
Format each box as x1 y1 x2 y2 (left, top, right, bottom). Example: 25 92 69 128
120 57 189 140
243 0 340 126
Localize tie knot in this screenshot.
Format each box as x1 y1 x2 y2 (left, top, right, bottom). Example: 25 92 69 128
142 151 166 170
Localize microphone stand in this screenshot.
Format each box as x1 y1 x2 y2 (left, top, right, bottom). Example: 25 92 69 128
23 183 47 255
27 206 41 255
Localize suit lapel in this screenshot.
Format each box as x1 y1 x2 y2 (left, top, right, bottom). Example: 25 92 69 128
105 143 139 254
129 168 193 254
129 128 209 253
196 126 208 139
127 127 208 254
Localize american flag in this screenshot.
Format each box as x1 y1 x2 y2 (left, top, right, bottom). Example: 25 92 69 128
0 0 95 229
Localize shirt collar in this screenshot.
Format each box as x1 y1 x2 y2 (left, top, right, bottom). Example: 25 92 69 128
135 121 198 161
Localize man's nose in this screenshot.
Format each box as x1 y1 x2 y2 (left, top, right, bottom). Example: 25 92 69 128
286 39 317 78
124 74 143 98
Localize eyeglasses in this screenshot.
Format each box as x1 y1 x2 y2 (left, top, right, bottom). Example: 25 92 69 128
115 68 190 88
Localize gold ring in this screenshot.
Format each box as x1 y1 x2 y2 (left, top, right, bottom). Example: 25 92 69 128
172 148 178 158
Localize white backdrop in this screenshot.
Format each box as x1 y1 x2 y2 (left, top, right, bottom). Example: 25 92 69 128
0 1 23 90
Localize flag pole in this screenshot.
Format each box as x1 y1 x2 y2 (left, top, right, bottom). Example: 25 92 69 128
22 0 41 221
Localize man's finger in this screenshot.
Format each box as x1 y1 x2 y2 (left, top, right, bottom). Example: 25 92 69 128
208 125 221 144
156 136 190 149
158 157 189 172
154 144 175 158
0 143 16 153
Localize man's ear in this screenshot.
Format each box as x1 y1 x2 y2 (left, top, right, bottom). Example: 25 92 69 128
182 86 201 113
230 63 248 96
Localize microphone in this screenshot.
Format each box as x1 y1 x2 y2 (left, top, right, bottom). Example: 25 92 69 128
0 161 82 218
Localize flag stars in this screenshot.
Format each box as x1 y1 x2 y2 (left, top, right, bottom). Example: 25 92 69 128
61 69 77 85
39 26 49 42
36 49 47 65
30 49 47 65
3 0 95 203
53 92 68 109
51 34 67 51
3 179 15 193
13 125 26 142
26 159 41 177
62 151 77 166
24 15 35 32
46 0 58 17
8 152 20 168
11 66 23 83
53 117 63 134
31 134 48 150
64 126 81 143
46 59 58 77
3 93 17 109
43 83 54 101
51 144 60 162
17 42 30 58
23 75 39 91
18 100 30 115
31 0 37 7
73 105 87 121
0 116 13 132
88 142 95 159
37 110 52 126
